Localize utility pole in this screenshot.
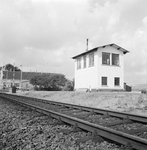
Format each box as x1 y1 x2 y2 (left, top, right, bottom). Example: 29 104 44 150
1 66 4 90
1 63 5 89
6 69 8 88
86 39 88 51
20 64 22 90
13 63 15 86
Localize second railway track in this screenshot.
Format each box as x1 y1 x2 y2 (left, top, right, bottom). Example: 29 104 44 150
1 93 147 150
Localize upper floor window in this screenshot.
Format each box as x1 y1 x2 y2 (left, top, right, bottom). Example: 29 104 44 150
102 77 107 86
89 53 94 66
114 77 120 86
102 52 110 65
77 58 81 69
83 55 86 68
112 54 119 66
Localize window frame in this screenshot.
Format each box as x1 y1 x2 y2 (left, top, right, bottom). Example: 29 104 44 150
112 53 119 66
102 77 107 86
89 53 94 67
77 57 81 70
83 55 87 68
114 77 120 86
102 52 110 65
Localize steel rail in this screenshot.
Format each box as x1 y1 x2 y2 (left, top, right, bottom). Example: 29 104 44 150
0 93 147 150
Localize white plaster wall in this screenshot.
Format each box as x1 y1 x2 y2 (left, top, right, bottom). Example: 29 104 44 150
97 46 124 89
74 50 98 90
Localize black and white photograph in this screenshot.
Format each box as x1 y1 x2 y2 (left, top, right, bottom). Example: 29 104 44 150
0 0 147 149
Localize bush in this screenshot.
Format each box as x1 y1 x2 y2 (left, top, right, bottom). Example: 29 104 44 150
62 80 74 91
30 74 74 91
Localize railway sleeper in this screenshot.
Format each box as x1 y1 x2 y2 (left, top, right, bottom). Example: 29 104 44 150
59 106 74 111
76 110 96 118
88 113 111 121
76 131 104 144
124 126 147 134
72 112 89 117
49 118 65 126
53 105 65 108
104 118 133 127
58 123 82 134
63 109 83 114
57 107 72 111
103 112 110 118
50 106 65 110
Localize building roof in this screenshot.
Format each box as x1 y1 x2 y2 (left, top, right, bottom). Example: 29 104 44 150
72 43 129 59
2 71 58 80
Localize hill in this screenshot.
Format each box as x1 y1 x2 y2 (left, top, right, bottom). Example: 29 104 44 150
132 84 147 91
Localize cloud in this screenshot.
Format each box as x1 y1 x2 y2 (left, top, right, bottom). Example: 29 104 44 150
111 15 147 85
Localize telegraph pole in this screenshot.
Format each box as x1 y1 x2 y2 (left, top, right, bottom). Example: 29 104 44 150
86 39 88 51
13 63 15 86
6 69 8 87
20 64 22 90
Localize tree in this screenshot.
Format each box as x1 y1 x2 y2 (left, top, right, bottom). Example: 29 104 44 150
4 63 21 71
30 73 69 91
62 79 74 91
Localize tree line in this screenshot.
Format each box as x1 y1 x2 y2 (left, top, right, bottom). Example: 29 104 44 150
3 63 21 71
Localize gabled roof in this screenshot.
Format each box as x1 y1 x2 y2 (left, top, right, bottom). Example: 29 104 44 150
72 43 129 59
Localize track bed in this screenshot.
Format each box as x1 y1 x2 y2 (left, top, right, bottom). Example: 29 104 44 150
1 93 147 150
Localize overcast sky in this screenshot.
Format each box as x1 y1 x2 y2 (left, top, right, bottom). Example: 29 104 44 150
0 0 147 85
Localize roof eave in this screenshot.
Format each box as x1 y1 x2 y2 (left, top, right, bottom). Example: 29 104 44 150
72 48 98 59
110 43 129 54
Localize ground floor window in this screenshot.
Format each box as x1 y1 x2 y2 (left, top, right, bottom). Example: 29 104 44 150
102 77 107 86
114 77 120 86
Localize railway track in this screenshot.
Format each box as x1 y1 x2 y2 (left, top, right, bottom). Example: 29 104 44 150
0 93 147 150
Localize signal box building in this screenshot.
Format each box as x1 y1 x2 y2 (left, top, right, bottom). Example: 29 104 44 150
72 43 129 91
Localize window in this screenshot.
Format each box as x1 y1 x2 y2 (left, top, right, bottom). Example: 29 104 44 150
89 53 94 66
14 83 19 87
102 77 107 86
102 52 110 65
112 54 119 66
114 77 120 86
83 55 86 68
77 58 81 69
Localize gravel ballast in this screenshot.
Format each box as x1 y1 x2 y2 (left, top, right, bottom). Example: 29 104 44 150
0 97 125 150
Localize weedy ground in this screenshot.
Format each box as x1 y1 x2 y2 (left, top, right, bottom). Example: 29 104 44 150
17 91 147 116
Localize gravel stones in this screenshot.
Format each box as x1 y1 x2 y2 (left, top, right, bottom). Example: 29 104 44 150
0 98 123 150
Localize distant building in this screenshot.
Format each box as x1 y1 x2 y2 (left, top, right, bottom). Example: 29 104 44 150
0 69 55 90
72 43 129 91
